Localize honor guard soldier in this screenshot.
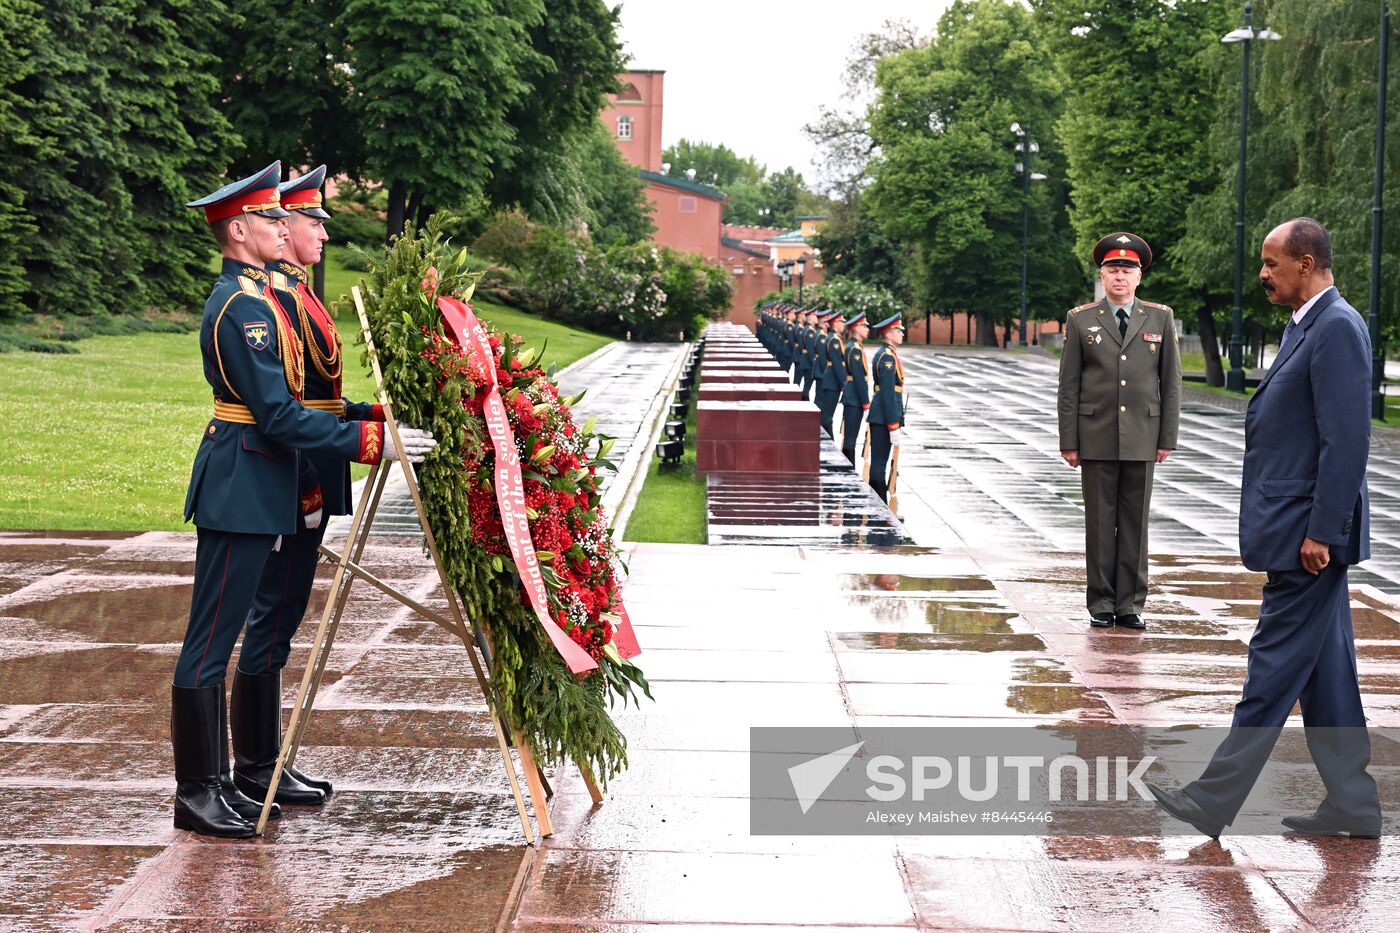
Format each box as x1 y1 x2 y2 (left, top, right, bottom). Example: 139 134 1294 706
1057 232 1181 631
839 311 870 464
816 310 848 437
793 309 813 394
776 306 794 371
809 310 832 409
801 309 821 400
222 165 388 811
172 163 438 838
866 313 906 501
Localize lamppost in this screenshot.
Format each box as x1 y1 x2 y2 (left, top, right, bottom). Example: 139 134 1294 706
777 259 793 296
796 255 807 304
1222 4 1282 392
1370 0 1390 419
1011 122 1048 347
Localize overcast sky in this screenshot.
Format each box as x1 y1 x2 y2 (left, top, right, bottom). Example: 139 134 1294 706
616 0 953 190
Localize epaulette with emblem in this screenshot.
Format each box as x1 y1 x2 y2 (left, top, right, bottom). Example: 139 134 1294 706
1139 300 1173 313
270 270 291 291
1069 302 1097 314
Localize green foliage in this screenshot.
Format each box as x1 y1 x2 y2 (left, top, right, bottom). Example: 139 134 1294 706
354 217 641 784
658 247 737 333
663 139 767 188
325 184 389 250
758 276 907 323
571 121 656 247
0 0 236 324
809 194 913 302
866 0 1080 328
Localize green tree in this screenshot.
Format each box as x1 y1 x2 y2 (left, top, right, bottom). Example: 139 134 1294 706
572 121 655 247
0 0 45 319
867 0 1078 344
809 194 912 302
762 167 808 228
662 139 766 189
1038 0 1235 377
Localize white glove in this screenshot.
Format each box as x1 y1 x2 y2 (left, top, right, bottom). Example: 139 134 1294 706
304 507 322 530
383 426 437 463
890 428 903 449
272 535 282 553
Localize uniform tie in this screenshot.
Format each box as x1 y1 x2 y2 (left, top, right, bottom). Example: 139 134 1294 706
1278 317 1298 358
1117 307 1130 339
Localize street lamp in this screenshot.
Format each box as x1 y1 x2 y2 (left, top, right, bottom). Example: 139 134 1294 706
1369 0 1390 419
1222 3 1282 392
1011 123 1048 347
796 255 807 304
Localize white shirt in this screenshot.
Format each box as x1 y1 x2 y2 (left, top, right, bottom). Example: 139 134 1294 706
1292 286 1332 325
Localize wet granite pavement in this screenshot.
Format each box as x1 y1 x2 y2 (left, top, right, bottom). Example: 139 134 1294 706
9 347 1400 929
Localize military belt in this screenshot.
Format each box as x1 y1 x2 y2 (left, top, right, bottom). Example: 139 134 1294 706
302 399 347 417
212 401 257 424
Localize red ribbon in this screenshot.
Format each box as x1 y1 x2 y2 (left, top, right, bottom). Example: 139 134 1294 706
438 297 598 674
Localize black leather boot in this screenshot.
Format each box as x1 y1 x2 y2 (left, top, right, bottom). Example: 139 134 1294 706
217 687 280 822
171 684 255 838
231 669 326 806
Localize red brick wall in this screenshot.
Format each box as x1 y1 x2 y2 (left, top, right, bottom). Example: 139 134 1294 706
600 72 665 172
646 181 723 260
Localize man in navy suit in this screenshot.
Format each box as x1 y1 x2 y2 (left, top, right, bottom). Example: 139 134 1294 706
1147 218 1381 838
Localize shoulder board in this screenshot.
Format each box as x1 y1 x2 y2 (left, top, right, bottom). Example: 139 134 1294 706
270 270 291 291
1069 302 1097 314
1139 300 1173 313
236 277 261 297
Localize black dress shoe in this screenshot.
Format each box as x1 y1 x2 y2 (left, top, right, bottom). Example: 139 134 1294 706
1115 614 1147 630
171 684 255 838
1090 613 1114 628
1145 781 1224 838
1282 811 1381 838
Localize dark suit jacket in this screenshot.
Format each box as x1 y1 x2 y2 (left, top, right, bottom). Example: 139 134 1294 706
1240 286 1371 571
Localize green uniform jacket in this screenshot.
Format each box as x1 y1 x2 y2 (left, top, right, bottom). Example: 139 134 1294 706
842 341 870 407
820 333 848 392
1056 297 1182 461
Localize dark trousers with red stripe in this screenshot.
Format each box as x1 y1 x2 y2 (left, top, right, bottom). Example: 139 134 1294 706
174 528 277 688
238 522 327 675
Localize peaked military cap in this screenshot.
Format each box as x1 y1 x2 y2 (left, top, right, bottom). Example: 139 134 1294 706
279 165 331 218
873 312 904 333
1093 231 1153 271
846 311 867 326
186 161 289 224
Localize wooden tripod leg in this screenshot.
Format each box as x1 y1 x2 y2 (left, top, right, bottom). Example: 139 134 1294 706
514 731 554 837
256 462 385 834
888 445 902 515
282 466 392 771
352 287 536 845
579 762 604 806
861 429 872 483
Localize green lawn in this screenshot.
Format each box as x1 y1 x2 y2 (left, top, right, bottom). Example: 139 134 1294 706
1 281 610 531
622 388 706 544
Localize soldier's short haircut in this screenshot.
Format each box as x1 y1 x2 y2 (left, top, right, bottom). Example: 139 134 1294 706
211 217 235 249
1283 217 1333 270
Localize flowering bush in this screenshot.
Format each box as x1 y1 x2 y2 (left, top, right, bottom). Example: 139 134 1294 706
350 218 650 785
756 275 907 323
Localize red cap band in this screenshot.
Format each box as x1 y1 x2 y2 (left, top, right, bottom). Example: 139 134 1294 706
1102 248 1140 265
204 188 281 224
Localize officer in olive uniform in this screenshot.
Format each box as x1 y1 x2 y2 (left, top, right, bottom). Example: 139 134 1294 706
817 311 848 437
840 312 870 464
172 163 437 838
223 166 390 811
1057 232 1181 631
866 313 906 502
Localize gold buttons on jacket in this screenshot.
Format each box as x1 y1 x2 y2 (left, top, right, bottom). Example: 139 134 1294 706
1121 380 1127 386
1120 354 1127 361
1120 405 1126 412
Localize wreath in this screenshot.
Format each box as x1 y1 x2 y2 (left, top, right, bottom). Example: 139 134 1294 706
347 217 651 785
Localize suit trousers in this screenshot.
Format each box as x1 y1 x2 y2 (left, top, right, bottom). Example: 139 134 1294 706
841 403 863 465
816 387 840 437
239 520 328 675
801 373 815 401
1184 562 1379 827
1081 459 1154 616
869 424 892 501
174 528 277 688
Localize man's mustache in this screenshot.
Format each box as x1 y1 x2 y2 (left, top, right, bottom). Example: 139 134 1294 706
1261 280 1276 293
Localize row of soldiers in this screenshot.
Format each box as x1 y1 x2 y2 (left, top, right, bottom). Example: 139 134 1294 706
754 304 906 502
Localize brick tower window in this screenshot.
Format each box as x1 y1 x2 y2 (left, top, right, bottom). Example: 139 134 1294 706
678 196 697 213
616 115 633 140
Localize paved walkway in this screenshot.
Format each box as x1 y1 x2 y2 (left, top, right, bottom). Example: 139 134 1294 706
9 344 1400 930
